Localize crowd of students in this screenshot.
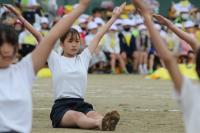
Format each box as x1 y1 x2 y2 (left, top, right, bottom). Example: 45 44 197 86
0 0 200 133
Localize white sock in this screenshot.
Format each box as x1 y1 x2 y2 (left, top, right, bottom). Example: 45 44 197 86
139 64 144 74
143 64 148 74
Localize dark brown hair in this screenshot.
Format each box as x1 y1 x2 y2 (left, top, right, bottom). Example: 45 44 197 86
0 23 18 53
60 28 80 43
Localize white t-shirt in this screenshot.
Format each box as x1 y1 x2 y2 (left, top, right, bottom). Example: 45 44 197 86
18 30 37 46
85 34 95 46
175 77 200 133
48 48 92 100
85 33 105 47
103 34 120 54
0 54 35 133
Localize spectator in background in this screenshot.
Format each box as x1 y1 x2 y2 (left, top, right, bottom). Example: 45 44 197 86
191 8 200 24
94 17 105 27
173 0 193 13
92 7 103 19
119 19 135 73
171 0 194 22
168 6 177 20
103 25 127 74
78 17 88 47
20 0 40 10
40 17 50 37
143 0 160 13
136 24 151 74
165 24 181 59
20 0 41 26
86 21 107 73
78 17 88 32
1 8 16 26
18 28 37 57
179 21 194 63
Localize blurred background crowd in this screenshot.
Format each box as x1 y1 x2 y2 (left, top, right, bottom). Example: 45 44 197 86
1 0 200 75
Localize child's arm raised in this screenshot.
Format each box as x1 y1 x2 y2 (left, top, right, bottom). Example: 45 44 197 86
133 0 183 93
32 0 90 73
88 3 126 54
153 14 200 53
4 4 43 43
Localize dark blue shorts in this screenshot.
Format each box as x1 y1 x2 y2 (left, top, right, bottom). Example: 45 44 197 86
149 47 156 55
50 98 94 128
3 131 19 133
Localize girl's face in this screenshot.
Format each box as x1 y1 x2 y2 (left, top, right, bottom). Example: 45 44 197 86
14 23 23 32
41 23 49 29
90 28 98 34
0 42 16 68
123 25 131 32
61 34 81 57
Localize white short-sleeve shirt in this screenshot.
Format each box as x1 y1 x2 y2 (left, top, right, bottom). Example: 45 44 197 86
103 34 120 54
175 77 200 133
48 48 92 100
0 54 36 133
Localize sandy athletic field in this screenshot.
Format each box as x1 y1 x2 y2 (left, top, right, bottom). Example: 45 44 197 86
32 75 184 133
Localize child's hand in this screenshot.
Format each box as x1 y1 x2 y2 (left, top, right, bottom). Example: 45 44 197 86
112 2 126 19
153 14 172 27
133 0 150 16
79 0 90 7
4 4 21 17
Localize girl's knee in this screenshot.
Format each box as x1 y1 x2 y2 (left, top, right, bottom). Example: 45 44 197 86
110 54 116 60
67 111 84 120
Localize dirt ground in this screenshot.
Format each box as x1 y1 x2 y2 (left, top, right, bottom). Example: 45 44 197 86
32 75 184 133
